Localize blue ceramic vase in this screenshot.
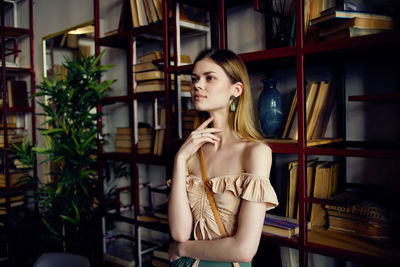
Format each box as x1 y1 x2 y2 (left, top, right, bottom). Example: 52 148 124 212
258 78 283 138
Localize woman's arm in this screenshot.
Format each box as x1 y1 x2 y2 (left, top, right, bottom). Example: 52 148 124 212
170 142 272 262
168 154 194 242
171 200 267 262
168 117 222 242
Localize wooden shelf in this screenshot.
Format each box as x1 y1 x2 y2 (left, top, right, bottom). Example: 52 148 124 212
98 22 165 49
105 211 169 233
101 95 132 105
307 228 400 265
261 233 298 249
303 30 400 55
0 66 31 74
99 152 166 165
0 107 33 112
348 93 400 102
306 147 400 159
134 91 165 100
2 27 30 38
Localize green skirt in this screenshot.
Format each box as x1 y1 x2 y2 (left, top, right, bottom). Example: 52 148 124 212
171 257 252 267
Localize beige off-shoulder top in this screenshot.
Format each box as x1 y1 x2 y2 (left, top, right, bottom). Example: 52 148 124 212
185 173 279 241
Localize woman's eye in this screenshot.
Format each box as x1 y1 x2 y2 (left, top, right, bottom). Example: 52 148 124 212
206 76 215 81
191 77 198 83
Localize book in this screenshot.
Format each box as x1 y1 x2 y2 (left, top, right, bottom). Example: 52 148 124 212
318 17 394 37
310 10 393 27
287 81 320 140
135 0 148 27
136 70 164 81
153 245 169 260
0 134 25 146
129 0 140 28
286 159 317 219
328 214 390 239
0 172 29 187
286 161 298 219
7 80 29 108
281 89 297 139
136 80 164 93
320 0 378 17
307 81 330 140
326 208 389 225
138 51 191 64
305 81 320 140
326 194 390 222
0 194 24 204
152 258 169 267
263 214 311 238
116 147 133 153
142 0 153 24
133 61 160 73
309 161 339 227
116 127 132 135
153 108 166 156
152 0 163 21
323 27 390 40
146 0 158 23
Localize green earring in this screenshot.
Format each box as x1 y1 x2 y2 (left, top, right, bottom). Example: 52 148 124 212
230 95 237 112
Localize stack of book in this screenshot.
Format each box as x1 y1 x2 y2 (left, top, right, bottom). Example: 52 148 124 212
325 192 391 239
309 161 339 228
182 110 198 139
115 125 153 154
286 160 339 229
0 172 28 188
153 108 165 156
152 245 169 267
0 194 25 215
282 80 342 146
309 1 395 41
0 133 25 147
263 214 311 239
128 0 163 28
13 159 32 170
135 51 191 93
138 123 153 155
0 114 18 128
7 80 29 108
115 127 133 153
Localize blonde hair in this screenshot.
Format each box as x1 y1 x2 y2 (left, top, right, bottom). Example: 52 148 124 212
193 49 263 142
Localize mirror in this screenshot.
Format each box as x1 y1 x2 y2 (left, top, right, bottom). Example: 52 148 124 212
42 20 95 80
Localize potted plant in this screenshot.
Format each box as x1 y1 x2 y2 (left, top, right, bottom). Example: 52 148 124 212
13 51 115 264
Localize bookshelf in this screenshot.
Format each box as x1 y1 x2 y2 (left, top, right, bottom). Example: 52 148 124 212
0 0 37 265
94 0 211 266
95 0 400 266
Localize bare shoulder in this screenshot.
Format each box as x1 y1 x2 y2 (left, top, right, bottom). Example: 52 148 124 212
242 141 272 177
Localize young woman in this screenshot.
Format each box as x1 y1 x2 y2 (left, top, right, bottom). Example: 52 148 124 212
168 49 278 267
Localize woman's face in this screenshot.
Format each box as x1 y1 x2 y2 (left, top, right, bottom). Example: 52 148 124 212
191 58 235 113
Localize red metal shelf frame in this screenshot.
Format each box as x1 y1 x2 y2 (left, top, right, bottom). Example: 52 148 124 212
94 0 400 266
0 0 37 213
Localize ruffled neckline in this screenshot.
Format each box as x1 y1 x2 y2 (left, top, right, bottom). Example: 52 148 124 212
186 172 269 180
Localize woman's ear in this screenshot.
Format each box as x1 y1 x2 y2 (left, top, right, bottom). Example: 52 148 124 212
232 81 244 98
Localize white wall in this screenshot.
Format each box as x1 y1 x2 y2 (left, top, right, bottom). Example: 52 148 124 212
32 0 94 179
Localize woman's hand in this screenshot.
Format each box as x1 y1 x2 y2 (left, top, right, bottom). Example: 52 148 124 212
176 116 222 161
169 242 181 262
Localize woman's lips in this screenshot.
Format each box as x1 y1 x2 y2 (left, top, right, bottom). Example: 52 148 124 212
193 94 206 100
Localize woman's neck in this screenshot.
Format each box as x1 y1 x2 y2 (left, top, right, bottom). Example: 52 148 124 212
208 111 238 148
